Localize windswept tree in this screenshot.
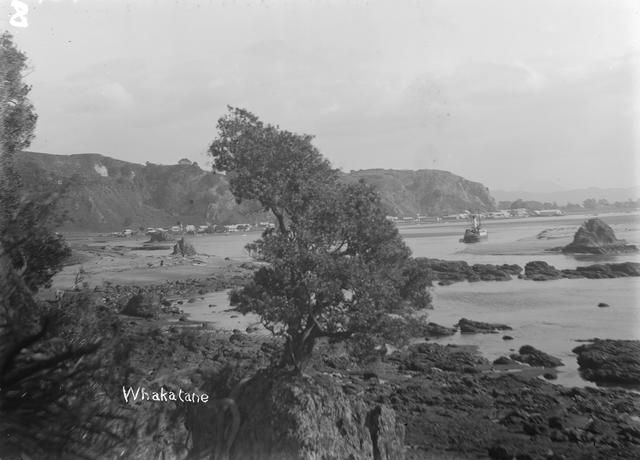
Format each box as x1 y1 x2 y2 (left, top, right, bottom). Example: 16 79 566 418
209 107 432 372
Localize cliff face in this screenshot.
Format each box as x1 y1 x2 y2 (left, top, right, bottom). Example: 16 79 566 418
15 152 495 231
15 152 254 231
345 169 495 217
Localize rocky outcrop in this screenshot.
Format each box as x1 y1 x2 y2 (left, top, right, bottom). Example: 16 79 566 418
424 322 457 337
426 259 522 285
524 260 640 281
563 262 640 279
524 261 562 281
172 238 196 257
510 345 564 368
572 339 640 385
390 342 490 373
120 293 160 318
562 218 638 254
191 370 406 460
456 318 512 334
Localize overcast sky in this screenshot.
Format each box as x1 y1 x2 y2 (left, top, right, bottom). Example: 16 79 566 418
4 0 640 191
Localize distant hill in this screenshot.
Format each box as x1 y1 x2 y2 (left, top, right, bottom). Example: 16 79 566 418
492 187 640 206
345 169 495 217
15 152 496 231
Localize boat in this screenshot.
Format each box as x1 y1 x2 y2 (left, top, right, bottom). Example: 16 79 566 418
461 214 488 243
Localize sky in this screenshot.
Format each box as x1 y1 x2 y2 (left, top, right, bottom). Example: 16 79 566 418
3 0 640 191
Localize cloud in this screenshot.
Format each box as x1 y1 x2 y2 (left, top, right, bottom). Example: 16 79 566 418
66 80 134 114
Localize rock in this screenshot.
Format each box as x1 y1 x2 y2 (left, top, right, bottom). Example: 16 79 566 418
502 335 514 341
425 259 522 284
562 218 638 254
493 356 517 366
597 302 609 308
524 261 562 281
391 342 490 372
510 345 563 368
172 237 197 257
457 318 512 334
557 262 640 280
572 339 640 385
424 322 457 337
186 370 406 460
471 263 520 281
120 293 159 318
488 445 512 459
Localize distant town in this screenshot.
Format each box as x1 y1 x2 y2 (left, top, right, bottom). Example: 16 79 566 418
110 197 640 238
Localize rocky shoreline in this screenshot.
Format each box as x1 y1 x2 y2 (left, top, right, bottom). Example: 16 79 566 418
79 273 640 459
45 239 640 459
427 258 640 285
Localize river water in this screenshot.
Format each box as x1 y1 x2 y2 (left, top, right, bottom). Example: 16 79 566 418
187 212 640 388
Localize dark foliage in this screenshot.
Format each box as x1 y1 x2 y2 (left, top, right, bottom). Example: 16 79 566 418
0 32 136 459
210 108 432 372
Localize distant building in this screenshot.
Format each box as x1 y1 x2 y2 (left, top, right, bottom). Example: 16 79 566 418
510 208 529 217
178 158 192 166
532 209 564 217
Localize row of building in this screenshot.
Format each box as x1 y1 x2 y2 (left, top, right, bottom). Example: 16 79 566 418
386 208 565 224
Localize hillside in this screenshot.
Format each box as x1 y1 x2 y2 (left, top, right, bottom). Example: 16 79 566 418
345 169 495 217
15 152 495 231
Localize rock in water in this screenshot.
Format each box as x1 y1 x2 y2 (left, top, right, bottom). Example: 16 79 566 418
572 339 640 385
510 345 564 368
562 218 638 254
524 261 562 281
188 369 405 460
457 318 512 334
172 237 196 256
424 322 457 337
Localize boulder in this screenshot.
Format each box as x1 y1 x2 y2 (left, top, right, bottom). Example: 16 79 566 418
493 356 517 366
572 339 640 385
172 237 197 257
424 322 457 337
524 261 562 281
562 218 638 254
120 293 159 318
510 345 563 368
456 318 512 334
187 369 405 460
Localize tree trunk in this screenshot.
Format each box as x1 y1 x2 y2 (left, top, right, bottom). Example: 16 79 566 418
283 323 319 373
